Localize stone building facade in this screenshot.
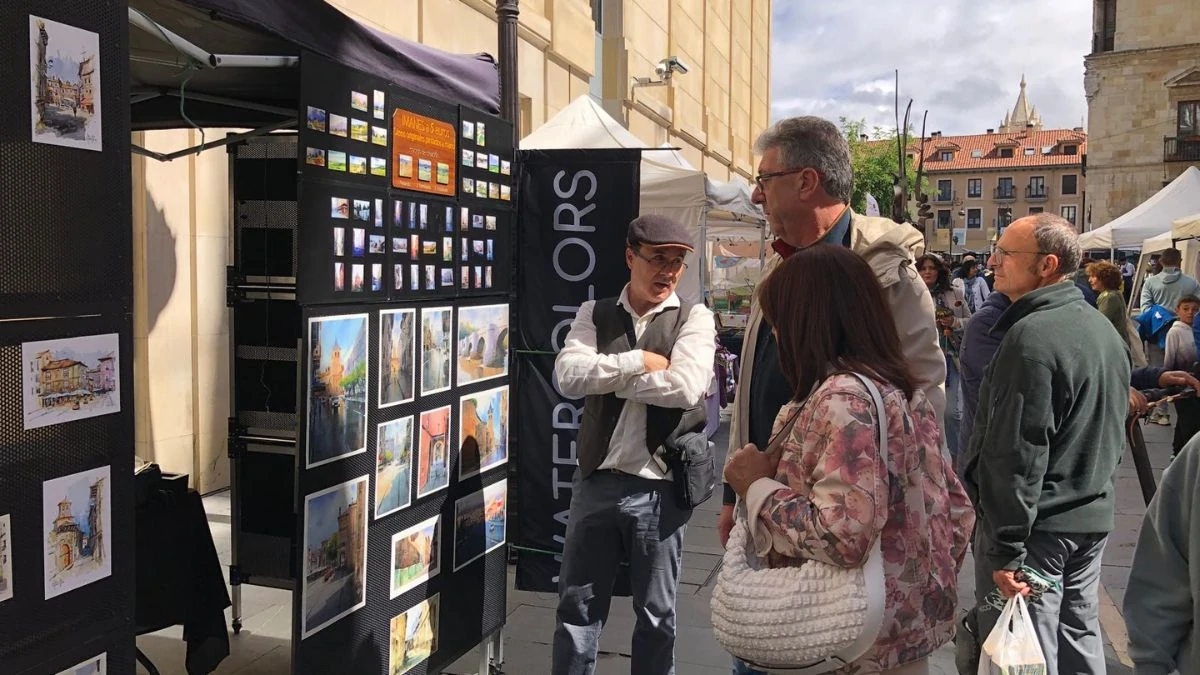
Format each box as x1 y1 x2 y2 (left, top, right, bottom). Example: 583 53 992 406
1084 0 1200 229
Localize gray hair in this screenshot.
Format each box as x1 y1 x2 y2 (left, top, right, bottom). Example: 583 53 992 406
1030 213 1081 276
754 116 854 203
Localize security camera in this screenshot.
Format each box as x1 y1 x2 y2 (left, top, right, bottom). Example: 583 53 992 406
656 56 690 77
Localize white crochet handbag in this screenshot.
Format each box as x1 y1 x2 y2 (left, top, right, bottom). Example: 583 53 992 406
711 372 889 674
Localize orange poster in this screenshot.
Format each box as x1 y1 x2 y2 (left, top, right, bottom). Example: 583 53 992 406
391 109 456 197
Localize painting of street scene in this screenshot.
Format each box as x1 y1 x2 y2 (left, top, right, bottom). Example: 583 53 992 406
0 514 12 604
417 406 451 498
458 386 509 480
21 333 120 431
389 594 439 675
30 16 102 151
43 466 111 599
302 475 368 639
453 480 507 571
421 307 453 396
379 309 415 408
456 304 509 386
375 416 414 519
55 652 106 675
389 515 440 599
306 314 368 468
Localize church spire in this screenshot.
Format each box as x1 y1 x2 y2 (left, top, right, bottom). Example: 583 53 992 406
1000 75 1043 132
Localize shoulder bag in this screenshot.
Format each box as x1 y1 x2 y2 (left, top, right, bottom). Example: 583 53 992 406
711 372 889 674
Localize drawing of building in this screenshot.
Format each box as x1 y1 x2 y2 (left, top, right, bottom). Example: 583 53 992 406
47 477 103 575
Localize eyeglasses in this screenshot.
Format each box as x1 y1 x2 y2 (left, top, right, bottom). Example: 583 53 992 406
753 168 807 191
990 245 1051 263
631 247 689 272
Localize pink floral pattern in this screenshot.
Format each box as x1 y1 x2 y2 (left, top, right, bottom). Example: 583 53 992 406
757 373 975 673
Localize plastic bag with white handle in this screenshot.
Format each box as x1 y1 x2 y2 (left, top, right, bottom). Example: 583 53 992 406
977 594 1047 675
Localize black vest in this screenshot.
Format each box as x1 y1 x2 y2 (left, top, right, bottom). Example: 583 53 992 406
576 298 708 479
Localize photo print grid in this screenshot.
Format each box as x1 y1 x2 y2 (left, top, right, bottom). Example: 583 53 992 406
329 190 389 297
303 87 387 180
458 116 512 204
456 206 501 291
389 196 458 296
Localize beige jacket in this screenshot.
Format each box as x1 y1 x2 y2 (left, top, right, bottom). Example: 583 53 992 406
725 211 946 468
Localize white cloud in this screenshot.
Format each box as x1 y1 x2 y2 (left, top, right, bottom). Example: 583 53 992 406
769 1 1092 135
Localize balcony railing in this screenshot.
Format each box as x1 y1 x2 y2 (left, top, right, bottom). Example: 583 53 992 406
993 186 1016 201
933 190 955 204
1165 136 1200 162
1025 186 1050 200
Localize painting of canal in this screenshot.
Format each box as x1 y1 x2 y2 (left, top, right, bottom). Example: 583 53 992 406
458 385 509 480
30 16 102 151
302 476 368 639
453 480 507 571
306 314 368 468
455 303 508 386
375 416 414 519
43 466 111 599
388 594 439 675
21 333 120 431
389 514 440 599
379 308 416 408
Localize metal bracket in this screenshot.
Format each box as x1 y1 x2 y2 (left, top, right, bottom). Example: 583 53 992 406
128 7 299 69
132 119 298 162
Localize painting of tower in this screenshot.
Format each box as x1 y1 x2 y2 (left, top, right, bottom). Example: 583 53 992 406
43 466 111 599
29 16 103 151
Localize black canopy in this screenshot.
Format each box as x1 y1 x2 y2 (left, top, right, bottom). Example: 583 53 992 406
130 0 500 130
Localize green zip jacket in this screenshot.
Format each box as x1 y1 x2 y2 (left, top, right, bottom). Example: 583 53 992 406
963 281 1131 571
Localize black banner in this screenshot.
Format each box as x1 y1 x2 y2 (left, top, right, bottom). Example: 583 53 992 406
513 149 641 592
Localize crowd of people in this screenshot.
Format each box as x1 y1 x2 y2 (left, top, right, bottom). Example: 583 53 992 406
549 113 1200 675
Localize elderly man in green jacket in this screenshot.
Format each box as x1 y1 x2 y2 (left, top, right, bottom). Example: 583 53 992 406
963 214 1130 675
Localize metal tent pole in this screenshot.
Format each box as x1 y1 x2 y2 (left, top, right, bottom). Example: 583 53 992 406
497 0 520 138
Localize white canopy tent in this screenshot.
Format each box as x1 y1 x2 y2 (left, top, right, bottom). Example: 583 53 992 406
1078 166 1200 250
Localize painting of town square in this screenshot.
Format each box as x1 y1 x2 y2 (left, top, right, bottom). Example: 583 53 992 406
458 386 509 480
420 307 453 396
306 314 368 469
417 406 451 499
453 480 507 571
43 465 111 599
0 514 12 605
55 652 106 675
388 594 439 675
21 333 120 431
30 16 102 152
302 475 368 639
456 304 509 386
375 416 414 519
389 514 440 599
379 308 416 408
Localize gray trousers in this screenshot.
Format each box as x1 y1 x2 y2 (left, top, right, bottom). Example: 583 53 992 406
974 528 1108 675
552 470 691 675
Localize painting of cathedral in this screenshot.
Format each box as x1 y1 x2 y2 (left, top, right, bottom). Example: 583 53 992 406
306 314 369 468
43 466 111 599
379 308 416 408
456 303 509 386
21 333 120 431
458 385 509 480
30 16 102 151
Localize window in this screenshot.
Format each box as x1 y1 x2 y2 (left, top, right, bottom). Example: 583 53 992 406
1063 144 1078 155
937 209 952 229
1062 174 1078 195
999 147 1014 158
1028 176 1046 197
940 150 954 161
1096 0 1116 52
936 179 952 201
967 178 982 198
1061 205 1078 225
971 149 983 158
1179 101 1199 137
1029 207 1044 214
997 177 1014 198
998 207 1013 228
1024 147 1036 156
967 208 982 229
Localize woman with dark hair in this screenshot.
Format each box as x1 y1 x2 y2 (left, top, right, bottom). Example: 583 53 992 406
960 259 990 312
724 245 974 674
916 254 971 460
1088 260 1130 342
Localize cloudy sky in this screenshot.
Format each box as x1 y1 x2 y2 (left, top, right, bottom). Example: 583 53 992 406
770 1 1093 136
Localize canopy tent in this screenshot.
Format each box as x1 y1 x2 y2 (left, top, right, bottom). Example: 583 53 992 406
1078 166 1200 250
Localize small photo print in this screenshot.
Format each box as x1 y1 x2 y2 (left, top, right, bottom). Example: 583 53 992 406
305 147 326 167
392 237 408 254
460 207 470 231
333 228 345 256
471 215 484 229
350 118 369 143
485 215 497 230
462 149 474 166
393 201 404 227
329 114 348 137
351 264 365 292
351 90 370 113
472 240 485 256
371 126 388 147
0 514 11 605
488 154 500 173
474 266 483 289
22 334 120 431
370 156 387 177
389 514 440 598
371 263 383 292
417 158 433 183
408 203 417 228
302 476 368 639
440 268 455 287
55 652 106 675
475 181 488 199
417 404 452 496
353 199 371 222
485 266 493 288
445 207 454 233
394 264 404 290
44 466 112 598
353 228 366 257
436 162 450 185
500 159 511 176
334 263 345 291
328 150 348 172
443 237 454 263
488 183 500 200
476 122 486 146
397 154 413 178
375 199 384 228
453 480 507 571
461 267 470 289
349 155 368 175
388 595 439 675
369 234 386 254
461 239 469 262
422 241 438 257
410 264 420 291
410 235 420 258
500 185 511 201
306 106 327 132
331 197 350 219
487 240 494 261
475 153 488 170
425 265 436 291
419 204 428 230
373 89 385 119
462 178 474 194
462 120 475 139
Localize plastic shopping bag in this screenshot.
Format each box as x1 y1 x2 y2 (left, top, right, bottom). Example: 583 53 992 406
977 595 1047 675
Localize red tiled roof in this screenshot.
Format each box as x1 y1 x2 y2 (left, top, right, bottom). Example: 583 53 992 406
911 129 1086 171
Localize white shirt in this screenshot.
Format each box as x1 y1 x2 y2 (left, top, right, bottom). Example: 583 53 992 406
555 286 717 480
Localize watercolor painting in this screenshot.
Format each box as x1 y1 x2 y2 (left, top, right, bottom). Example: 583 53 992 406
302 476 368 639
306 314 368 468
351 90 369 113
22 333 119 431
458 385 509 480
417 406 451 499
389 514 440 598
456 304 509 386
43 466 111 599
31 17 102 151
55 652 106 675
375 416 414 519
373 90 385 120
380 309 416 408
420 307 453 396
453 480 507 571
0 514 12 604
306 106 326 132
388 594 439 675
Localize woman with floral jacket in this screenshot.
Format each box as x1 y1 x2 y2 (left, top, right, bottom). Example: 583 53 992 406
725 245 975 675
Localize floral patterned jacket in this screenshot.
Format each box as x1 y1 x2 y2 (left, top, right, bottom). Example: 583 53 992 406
743 373 975 673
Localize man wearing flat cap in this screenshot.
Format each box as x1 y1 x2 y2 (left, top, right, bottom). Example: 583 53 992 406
552 214 717 675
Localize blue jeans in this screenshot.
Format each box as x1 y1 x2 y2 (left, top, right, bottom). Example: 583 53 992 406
944 353 962 462
552 471 691 675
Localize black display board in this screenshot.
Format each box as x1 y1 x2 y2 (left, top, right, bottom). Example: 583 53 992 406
0 1 135 673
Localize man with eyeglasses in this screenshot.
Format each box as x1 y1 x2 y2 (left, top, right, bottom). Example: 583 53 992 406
962 214 1130 674
552 214 716 675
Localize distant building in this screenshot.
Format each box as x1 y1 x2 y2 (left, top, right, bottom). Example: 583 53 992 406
1084 0 1200 229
